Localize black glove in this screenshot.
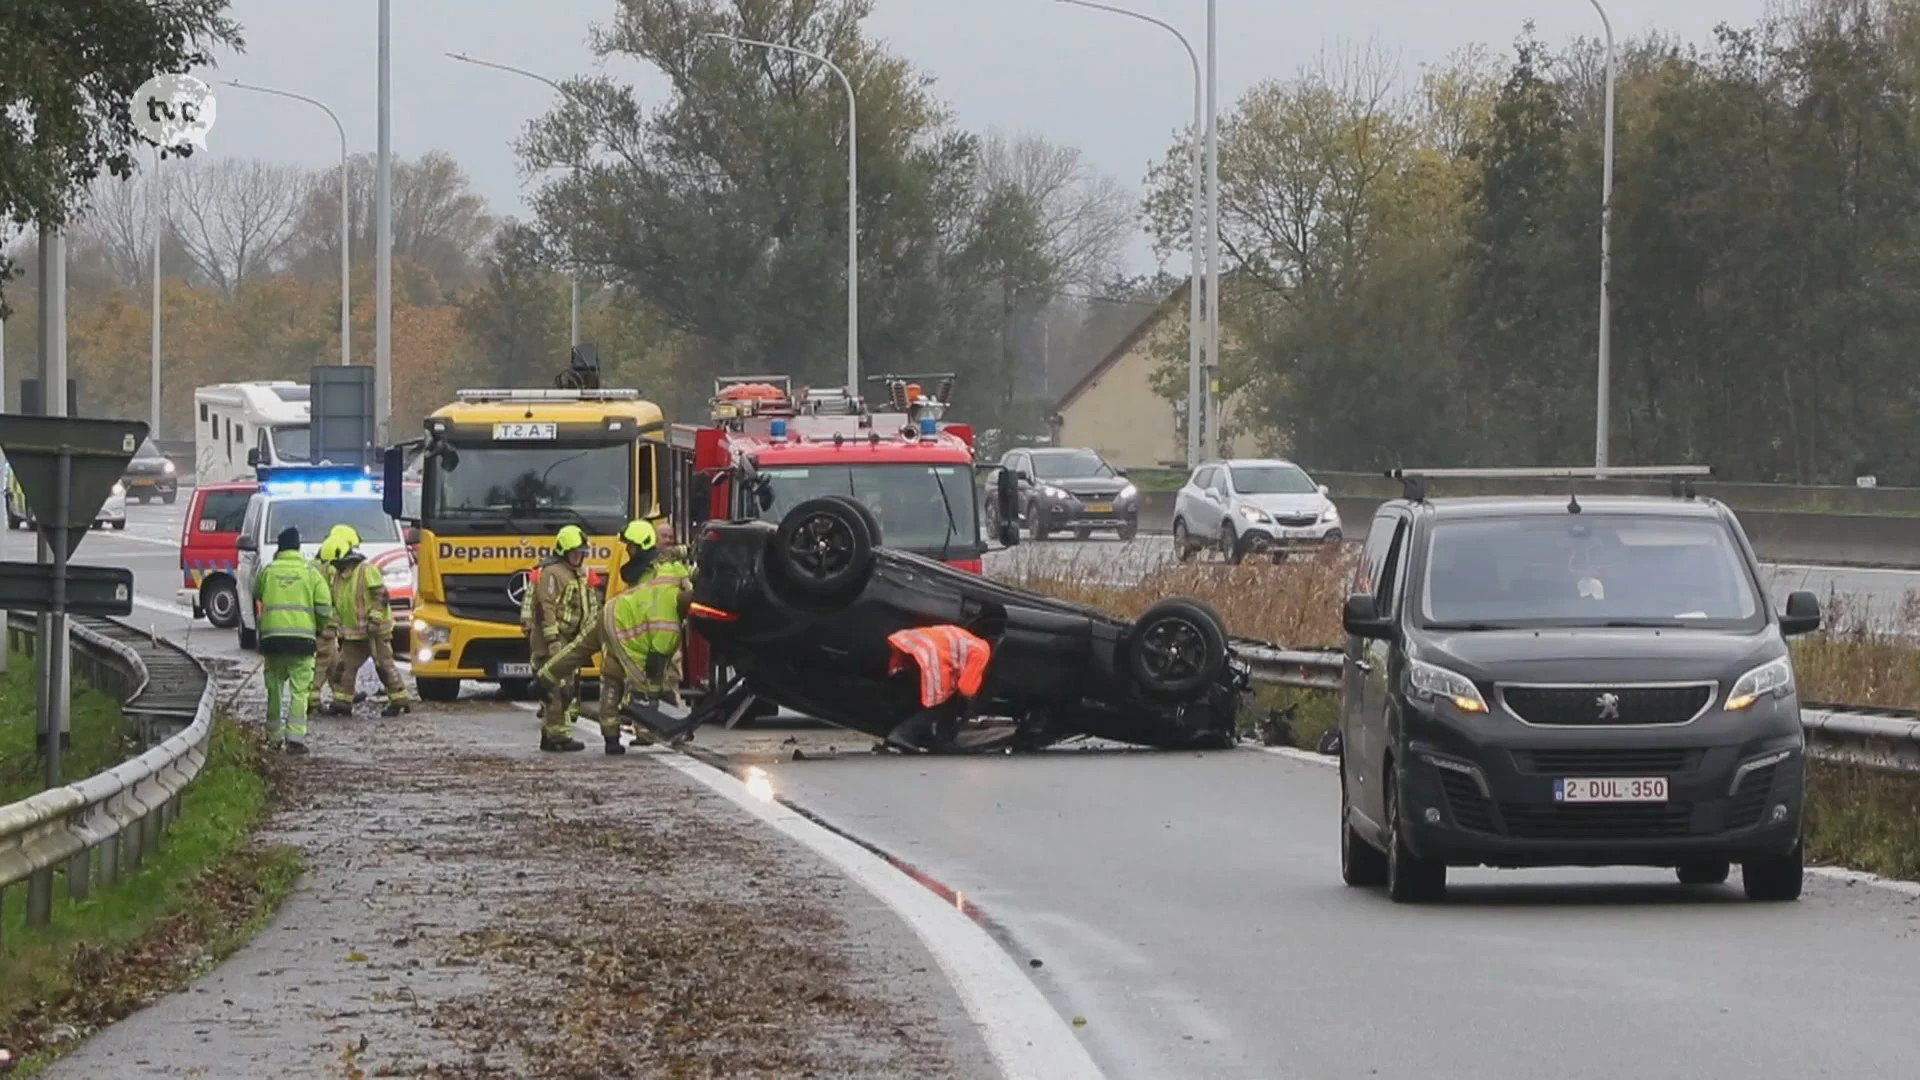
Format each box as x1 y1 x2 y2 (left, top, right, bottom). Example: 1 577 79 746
644 653 667 681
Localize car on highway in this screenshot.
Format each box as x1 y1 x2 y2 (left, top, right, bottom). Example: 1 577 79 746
6 463 126 532
1173 458 1341 563
121 437 179 504
177 479 258 629
678 492 1249 751
1336 477 1820 903
232 468 414 652
985 446 1139 541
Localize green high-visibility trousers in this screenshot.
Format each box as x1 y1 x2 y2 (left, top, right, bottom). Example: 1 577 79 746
264 653 316 741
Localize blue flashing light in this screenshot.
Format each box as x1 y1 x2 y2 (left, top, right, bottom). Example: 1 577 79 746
918 416 936 435
257 464 379 498
770 418 788 439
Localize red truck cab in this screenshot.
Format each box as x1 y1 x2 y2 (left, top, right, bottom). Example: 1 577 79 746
177 479 258 628
666 374 984 695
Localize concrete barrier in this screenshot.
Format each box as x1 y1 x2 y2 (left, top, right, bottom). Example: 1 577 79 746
1120 490 1920 569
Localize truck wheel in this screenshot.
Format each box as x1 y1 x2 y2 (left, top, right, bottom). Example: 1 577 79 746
823 494 883 547
202 578 240 629
417 677 461 703
1125 597 1228 700
768 496 874 600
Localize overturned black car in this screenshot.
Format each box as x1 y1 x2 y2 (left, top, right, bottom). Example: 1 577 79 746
654 493 1250 752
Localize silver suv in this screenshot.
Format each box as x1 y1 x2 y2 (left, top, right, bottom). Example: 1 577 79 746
1172 458 1340 563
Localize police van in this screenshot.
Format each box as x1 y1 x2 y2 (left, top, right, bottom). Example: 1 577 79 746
232 465 415 652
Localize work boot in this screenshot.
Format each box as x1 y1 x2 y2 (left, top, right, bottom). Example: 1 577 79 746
285 740 309 755
382 699 411 717
326 702 352 717
604 734 626 755
540 735 585 752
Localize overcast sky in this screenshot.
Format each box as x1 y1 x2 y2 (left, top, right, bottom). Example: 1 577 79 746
193 0 1772 277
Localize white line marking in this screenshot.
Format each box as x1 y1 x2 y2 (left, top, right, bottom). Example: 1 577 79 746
132 595 196 620
1237 744 1920 898
93 531 179 549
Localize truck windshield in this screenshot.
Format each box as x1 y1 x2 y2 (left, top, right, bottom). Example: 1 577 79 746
1419 515 1765 630
267 498 400 543
758 464 978 554
427 443 631 530
272 425 310 463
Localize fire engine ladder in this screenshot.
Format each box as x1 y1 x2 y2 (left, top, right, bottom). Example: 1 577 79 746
800 387 861 416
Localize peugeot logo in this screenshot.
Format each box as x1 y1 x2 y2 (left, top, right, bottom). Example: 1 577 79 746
506 570 531 606
1595 692 1621 721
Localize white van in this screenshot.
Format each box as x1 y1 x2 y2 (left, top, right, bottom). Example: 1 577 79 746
232 470 415 652
194 381 311 485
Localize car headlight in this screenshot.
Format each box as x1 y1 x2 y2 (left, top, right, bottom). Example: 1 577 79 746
1237 504 1270 523
1320 505 1340 523
1118 483 1138 500
415 622 451 646
1727 656 1794 710
162 460 176 474
1042 485 1068 499
1408 659 1489 713
111 482 125 496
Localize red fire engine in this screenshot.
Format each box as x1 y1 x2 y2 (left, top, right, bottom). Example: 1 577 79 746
665 373 983 697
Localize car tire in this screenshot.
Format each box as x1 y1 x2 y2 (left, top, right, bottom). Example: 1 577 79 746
1118 520 1138 542
1172 518 1195 562
1027 501 1049 541
823 494 883 548
203 578 240 629
1342 767 1389 887
162 490 177 505
1219 523 1244 565
1124 597 1228 700
112 519 126 530
1676 857 1731 886
417 677 461 703
1385 771 1446 903
1074 527 1092 540
768 496 875 600
1742 841 1804 901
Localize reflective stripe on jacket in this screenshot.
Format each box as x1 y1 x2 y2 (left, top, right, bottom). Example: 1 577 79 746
256 549 332 645
333 559 391 639
886 625 990 708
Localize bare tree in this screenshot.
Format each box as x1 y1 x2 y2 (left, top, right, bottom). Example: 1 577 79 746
68 166 157 288
286 150 496 294
977 130 1135 290
166 156 311 292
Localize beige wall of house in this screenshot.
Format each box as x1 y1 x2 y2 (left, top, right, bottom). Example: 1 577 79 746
1055 313 1243 470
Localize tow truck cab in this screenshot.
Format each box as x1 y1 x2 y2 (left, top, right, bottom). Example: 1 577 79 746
666 374 986 698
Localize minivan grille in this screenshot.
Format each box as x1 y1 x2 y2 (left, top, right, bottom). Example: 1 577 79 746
1500 684 1714 727
1499 802 1695 841
1515 748 1700 776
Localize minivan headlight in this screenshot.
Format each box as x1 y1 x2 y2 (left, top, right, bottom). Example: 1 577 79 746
1408 659 1488 713
1237 504 1271 523
1727 656 1794 711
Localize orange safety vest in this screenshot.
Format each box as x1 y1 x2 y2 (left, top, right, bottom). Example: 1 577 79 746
886 625 990 708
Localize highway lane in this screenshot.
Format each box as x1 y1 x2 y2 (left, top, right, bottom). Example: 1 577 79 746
987 536 1920 636
731 743 1920 1080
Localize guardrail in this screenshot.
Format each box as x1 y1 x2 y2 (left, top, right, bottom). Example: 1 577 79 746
0 613 216 937
1233 641 1920 772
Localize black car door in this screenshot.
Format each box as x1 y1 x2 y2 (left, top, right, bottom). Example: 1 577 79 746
1343 510 1410 824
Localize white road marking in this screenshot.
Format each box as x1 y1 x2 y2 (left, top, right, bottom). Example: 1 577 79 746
1239 742 1920 897
132 595 195 620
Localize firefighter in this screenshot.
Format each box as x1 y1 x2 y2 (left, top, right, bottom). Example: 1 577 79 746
329 529 411 716
308 534 345 716
253 526 333 754
589 517 697 749
529 524 593 752
538 518 664 754
882 624 992 752
648 521 694 705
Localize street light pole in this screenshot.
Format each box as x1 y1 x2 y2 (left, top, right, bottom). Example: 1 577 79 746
1589 0 1615 470
704 32 859 392
376 0 393 444
444 52 581 347
221 80 352 367
1053 0 1204 469
1204 0 1220 460
150 145 162 436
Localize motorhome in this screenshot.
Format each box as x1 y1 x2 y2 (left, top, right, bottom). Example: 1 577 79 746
193 381 311 484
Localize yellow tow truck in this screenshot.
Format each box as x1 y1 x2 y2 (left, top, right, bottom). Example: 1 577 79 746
382 347 668 702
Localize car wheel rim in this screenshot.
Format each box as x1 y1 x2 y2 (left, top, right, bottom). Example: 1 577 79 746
1139 616 1206 682
786 512 856 579
211 591 234 619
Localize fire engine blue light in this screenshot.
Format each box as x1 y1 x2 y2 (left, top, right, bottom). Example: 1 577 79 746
918 416 936 435
770 419 788 438
258 465 378 497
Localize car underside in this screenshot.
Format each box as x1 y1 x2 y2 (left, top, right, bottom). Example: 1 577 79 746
657 496 1251 752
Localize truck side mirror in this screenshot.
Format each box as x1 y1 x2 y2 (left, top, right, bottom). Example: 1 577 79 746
246 448 260 467
1343 593 1393 639
1780 590 1821 636
995 467 1020 547
383 447 408 520
235 535 258 553
689 474 713 525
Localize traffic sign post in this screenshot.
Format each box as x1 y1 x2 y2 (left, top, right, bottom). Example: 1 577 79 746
0 415 147 812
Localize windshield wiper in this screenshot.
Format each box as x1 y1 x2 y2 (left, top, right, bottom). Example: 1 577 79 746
933 475 960 563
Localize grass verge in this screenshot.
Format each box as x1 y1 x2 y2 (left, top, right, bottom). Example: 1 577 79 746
0 714 303 1075
0 651 133 806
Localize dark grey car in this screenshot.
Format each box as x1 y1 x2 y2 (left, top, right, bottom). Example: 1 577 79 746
987 446 1139 540
122 437 179 503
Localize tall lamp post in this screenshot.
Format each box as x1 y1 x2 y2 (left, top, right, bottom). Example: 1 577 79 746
1588 0 1616 470
445 51 582 348
376 0 392 444
1054 0 1205 469
150 146 162 435
704 31 860 392
221 80 351 367
1203 0 1220 460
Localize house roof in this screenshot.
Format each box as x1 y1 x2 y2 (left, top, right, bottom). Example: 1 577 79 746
1051 279 1194 416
